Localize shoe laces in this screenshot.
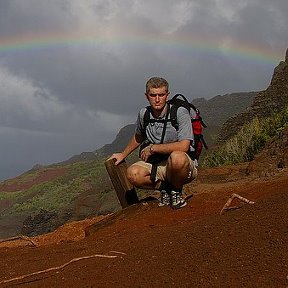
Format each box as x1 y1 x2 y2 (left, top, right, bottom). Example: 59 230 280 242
161 190 170 202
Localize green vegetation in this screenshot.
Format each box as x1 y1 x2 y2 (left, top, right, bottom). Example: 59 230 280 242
0 158 112 215
203 105 288 167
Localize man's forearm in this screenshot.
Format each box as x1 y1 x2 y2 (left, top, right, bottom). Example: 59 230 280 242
150 140 190 155
122 134 142 158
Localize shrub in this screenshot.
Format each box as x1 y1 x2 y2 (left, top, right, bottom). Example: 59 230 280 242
203 105 288 167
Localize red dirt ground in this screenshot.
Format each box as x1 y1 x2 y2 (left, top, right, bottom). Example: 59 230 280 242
0 167 69 193
0 163 287 287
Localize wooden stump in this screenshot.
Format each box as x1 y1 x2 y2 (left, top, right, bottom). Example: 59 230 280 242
105 158 139 208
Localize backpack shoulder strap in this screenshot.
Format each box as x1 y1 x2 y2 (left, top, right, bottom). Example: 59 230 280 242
168 94 191 130
143 106 152 131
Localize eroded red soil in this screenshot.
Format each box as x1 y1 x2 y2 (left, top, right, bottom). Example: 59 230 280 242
0 164 287 287
0 167 69 192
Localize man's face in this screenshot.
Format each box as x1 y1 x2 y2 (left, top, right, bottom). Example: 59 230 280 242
146 87 169 112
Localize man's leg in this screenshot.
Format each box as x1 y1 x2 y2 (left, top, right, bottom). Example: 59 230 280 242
127 154 197 208
166 151 196 189
126 162 161 189
165 151 197 209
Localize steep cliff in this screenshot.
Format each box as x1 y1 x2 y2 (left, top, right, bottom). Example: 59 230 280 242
218 48 288 142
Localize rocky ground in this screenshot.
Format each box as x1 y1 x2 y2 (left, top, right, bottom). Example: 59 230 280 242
0 160 287 287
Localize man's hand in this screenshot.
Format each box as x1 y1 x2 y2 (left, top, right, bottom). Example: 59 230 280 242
108 153 126 165
140 144 154 162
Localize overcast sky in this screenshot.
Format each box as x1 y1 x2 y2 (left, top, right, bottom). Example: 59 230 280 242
0 0 287 180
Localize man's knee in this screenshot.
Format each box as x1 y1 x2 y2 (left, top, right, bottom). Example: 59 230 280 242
168 151 188 169
167 151 196 186
127 165 146 186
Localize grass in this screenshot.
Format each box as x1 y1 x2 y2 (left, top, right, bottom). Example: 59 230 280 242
0 158 113 215
0 148 140 217
203 105 288 167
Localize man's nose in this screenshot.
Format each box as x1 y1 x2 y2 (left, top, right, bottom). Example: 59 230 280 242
155 95 160 101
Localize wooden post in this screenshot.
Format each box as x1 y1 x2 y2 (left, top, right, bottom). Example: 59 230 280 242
105 158 139 208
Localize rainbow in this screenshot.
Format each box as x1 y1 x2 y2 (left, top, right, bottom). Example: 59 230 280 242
0 31 285 66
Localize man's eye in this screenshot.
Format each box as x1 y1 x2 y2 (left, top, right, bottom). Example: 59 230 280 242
149 93 166 97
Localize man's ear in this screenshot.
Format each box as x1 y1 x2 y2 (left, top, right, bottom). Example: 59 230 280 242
145 93 149 101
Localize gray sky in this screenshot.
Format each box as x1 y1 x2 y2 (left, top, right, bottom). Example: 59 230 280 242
0 0 287 180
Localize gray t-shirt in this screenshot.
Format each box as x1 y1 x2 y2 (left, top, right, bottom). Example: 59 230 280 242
135 104 194 151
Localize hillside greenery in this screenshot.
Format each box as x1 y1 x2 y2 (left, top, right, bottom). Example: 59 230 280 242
0 159 111 215
203 105 288 167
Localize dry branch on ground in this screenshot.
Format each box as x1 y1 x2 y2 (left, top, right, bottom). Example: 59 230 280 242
220 193 255 214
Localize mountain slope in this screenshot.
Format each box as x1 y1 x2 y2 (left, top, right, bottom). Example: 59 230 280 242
94 124 136 158
192 92 256 147
218 48 288 142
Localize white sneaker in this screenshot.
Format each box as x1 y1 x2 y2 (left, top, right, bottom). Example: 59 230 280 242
158 191 170 207
171 191 187 209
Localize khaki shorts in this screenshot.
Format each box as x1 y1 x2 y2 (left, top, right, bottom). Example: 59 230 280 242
131 153 198 183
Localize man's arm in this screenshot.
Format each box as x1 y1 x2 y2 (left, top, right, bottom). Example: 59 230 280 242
108 133 144 165
150 140 190 154
140 140 190 162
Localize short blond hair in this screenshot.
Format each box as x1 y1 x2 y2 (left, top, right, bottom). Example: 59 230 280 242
146 77 169 93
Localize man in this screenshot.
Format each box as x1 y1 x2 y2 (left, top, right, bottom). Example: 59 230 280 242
109 77 197 209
